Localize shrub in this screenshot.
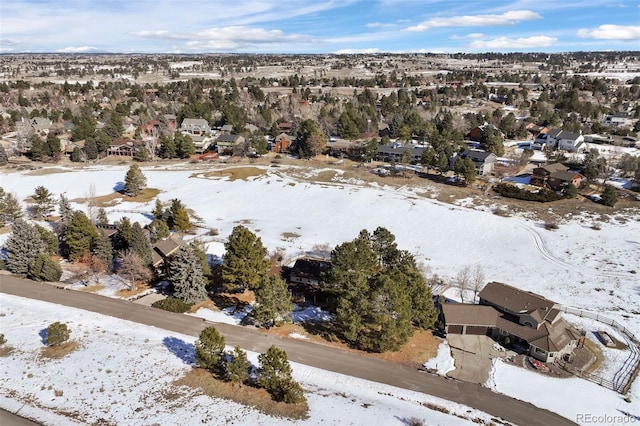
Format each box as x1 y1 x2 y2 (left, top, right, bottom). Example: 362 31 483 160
46 322 70 346
0 334 6 345
544 221 559 230
195 326 226 375
493 183 560 202
152 297 193 313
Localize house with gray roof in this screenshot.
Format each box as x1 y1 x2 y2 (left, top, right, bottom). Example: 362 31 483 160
442 281 581 362
216 134 245 154
546 129 586 153
456 150 497 176
180 118 211 136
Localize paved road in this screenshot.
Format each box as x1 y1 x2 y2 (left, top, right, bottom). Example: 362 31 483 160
0 276 577 426
0 409 40 426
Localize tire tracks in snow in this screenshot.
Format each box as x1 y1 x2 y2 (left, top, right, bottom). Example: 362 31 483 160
515 222 630 279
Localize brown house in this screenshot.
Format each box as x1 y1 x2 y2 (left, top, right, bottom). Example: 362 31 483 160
530 163 584 190
442 282 581 362
273 133 295 153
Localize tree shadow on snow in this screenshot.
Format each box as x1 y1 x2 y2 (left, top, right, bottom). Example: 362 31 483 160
163 336 195 365
38 328 48 346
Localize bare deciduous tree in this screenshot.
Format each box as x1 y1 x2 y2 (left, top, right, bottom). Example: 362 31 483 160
470 264 486 304
86 183 97 223
455 266 471 303
118 250 152 290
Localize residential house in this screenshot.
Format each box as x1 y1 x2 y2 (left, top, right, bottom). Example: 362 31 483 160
30 117 52 136
455 150 497 176
152 237 183 275
106 139 145 157
525 123 547 139
220 124 233 135
289 256 331 287
191 135 214 154
442 281 581 362
604 111 635 129
277 121 293 133
273 133 295 153
375 143 424 163
180 118 211 136
530 163 584 190
546 129 586 152
216 134 245 154
469 123 504 142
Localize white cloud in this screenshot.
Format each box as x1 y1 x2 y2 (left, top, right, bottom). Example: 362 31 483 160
467 33 486 39
55 46 99 53
450 33 485 40
367 22 397 28
333 48 381 54
470 35 557 49
406 10 541 32
577 25 640 40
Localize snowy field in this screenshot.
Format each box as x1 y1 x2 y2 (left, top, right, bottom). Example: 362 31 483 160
2 163 639 336
0 294 491 426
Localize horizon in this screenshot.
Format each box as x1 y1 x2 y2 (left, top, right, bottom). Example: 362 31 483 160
1 0 639 55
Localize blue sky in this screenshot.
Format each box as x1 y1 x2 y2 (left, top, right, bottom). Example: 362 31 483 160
1 0 639 54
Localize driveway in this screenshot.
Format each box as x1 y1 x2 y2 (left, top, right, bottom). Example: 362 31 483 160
447 334 515 383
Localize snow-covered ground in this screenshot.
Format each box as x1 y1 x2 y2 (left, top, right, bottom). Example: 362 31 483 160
0 294 492 426
2 163 638 335
422 342 456 375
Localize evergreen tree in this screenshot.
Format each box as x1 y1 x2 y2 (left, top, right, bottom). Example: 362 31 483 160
172 205 192 232
195 326 226 375
58 193 73 223
46 322 70 346
5 219 46 275
323 227 437 352
84 137 98 160
480 128 505 156
254 275 292 328
225 346 252 385
600 185 618 207
45 133 61 158
97 208 109 224
159 134 176 159
114 217 132 251
30 135 44 161
28 252 62 281
92 231 114 272
130 222 153 265
222 225 270 291
64 210 99 261
152 198 165 221
258 345 304 403
0 189 23 226
31 186 55 218
175 132 195 158
34 224 59 255
0 146 8 166
169 244 209 304
147 218 170 243
70 146 83 162
563 183 578 198
123 164 147 196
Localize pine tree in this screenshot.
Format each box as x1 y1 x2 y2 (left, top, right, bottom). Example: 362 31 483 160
195 326 226 375
0 188 23 226
92 231 114 272
46 322 70 346
258 345 304 403
123 164 147 196
225 346 252 385
172 205 192 231
97 208 109 224
34 224 59 255
84 137 98 160
147 218 169 243
169 244 209 304
30 135 44 161
64 210 99 261
70 146 83 162
152 198 165 220
28 252 62 281
175 132 195 158
58 193 73 223
5 219 46 275
254 275 292 328
130 222 153 265
159 134 176 159
222 225 270 291
45 133 61 158
31 186 55 218
114 217 132 251
0 146 8 166
600 185 618 207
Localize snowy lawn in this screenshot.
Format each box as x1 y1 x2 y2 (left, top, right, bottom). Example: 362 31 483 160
0 294 493 426
422 341 456 375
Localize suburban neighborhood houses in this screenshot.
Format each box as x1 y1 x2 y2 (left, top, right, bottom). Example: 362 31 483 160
1 51 639 426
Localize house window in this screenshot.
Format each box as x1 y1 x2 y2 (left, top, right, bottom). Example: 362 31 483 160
534 347 546 355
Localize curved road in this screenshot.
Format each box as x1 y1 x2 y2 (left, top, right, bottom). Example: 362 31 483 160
0 276 577 426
